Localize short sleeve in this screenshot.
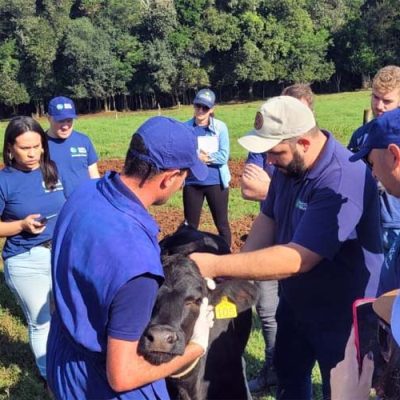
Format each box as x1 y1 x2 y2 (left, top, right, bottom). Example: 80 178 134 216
86 137 98 165
108 274 160 341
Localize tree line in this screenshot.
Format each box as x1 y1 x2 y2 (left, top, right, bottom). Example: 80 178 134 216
0 0 398 117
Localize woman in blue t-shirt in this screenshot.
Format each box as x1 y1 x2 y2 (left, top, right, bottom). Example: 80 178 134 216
0 116 65 381
183 89 231 246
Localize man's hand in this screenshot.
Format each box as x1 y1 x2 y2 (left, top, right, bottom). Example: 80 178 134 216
240 163 270 201
330 328 374 400
190 298 214 354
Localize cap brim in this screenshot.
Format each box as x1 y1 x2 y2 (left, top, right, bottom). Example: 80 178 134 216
238 131 282 153
373 289 400 324
194 100 214 109
51 113 77 121
349 147 370 162
190 159 208 181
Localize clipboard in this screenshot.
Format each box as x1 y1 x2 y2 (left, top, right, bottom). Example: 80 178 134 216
198 136 218 153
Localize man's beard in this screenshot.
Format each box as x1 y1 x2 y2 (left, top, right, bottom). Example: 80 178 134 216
278 150 307 179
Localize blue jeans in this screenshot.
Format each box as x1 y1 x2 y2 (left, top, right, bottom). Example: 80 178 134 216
4 246 52 378
255 280 279 368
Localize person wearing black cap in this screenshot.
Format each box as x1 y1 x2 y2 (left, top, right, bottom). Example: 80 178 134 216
46 117 214 399
183 88 232 247
47 96 100 197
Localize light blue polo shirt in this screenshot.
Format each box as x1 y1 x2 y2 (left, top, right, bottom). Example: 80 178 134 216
47 172 168 399
48 130 98 198
262 131 383 322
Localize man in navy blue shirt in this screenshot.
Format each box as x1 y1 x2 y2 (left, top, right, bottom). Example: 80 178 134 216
192 96 383 400
348 66 400 254
241 84 315 393
47 96 100 197
47 117 214 399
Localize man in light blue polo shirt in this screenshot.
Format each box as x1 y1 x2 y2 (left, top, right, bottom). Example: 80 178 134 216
47 117 213 399
191 96 383 400
47 96 100 197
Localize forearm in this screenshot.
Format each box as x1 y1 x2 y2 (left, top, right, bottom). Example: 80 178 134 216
107 339 203 392
240 178 269 201
88 163 100 179
0 220 24 237
208 244 313 279
192 240 321 280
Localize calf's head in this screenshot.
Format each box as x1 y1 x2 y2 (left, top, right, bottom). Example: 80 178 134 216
138 253 207 365
138 224 258 366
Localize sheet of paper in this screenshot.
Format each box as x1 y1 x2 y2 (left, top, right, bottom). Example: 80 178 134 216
198 136 219 153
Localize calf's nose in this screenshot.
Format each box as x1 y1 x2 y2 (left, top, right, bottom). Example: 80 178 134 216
144 325 179 351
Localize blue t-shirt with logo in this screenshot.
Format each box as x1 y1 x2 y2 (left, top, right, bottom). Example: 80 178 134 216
348 122 400 230
0 167 65 259
48 130 98 198
47 172 168 399
262 131 383 322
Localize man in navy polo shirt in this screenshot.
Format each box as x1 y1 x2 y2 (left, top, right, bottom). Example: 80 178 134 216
47 96 100 197
192 96 383 399
350 108 400 295
46 117 213 399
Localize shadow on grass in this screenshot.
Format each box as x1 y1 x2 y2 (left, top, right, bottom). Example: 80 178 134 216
0 271 50 400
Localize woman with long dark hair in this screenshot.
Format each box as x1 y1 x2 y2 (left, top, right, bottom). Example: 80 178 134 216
0 116 65 381
183 89 231 246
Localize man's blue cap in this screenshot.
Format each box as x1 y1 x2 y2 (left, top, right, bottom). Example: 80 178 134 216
134 116 208 181
194 89 216 109
48 96 77 121
350 108 400 162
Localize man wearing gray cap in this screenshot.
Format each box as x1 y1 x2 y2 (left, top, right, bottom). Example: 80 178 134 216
191 96 383 399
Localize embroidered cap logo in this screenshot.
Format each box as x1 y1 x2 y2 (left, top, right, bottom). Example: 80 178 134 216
254 111 264 130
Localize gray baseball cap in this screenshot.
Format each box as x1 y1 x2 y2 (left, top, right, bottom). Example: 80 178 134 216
238 96 316 153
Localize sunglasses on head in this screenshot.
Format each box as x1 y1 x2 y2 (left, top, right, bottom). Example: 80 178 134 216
194 104 210 112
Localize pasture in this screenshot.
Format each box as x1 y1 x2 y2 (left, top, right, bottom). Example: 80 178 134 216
0 90 372 399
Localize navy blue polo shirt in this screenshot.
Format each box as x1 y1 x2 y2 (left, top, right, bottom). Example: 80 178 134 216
47 172 168 399
48 130 98 198
262 131 383 322
348 122 400 230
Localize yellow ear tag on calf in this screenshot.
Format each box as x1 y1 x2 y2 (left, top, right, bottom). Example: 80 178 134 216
215 296 238 319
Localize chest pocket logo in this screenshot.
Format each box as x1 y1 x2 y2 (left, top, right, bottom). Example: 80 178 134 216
70 147 87 158
295 199 308 211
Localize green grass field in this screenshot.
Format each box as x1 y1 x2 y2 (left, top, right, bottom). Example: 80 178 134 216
0 91 373 399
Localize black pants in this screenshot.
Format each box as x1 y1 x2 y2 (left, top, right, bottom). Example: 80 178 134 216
183 184 231 247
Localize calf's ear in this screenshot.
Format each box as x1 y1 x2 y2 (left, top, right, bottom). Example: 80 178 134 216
209 280 259 313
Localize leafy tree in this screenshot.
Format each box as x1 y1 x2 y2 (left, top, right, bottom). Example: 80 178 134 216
58 17 117 109
16 16 58 115
0 39 29 113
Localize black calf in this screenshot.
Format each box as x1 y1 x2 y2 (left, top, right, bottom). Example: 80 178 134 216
138 225 259 400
